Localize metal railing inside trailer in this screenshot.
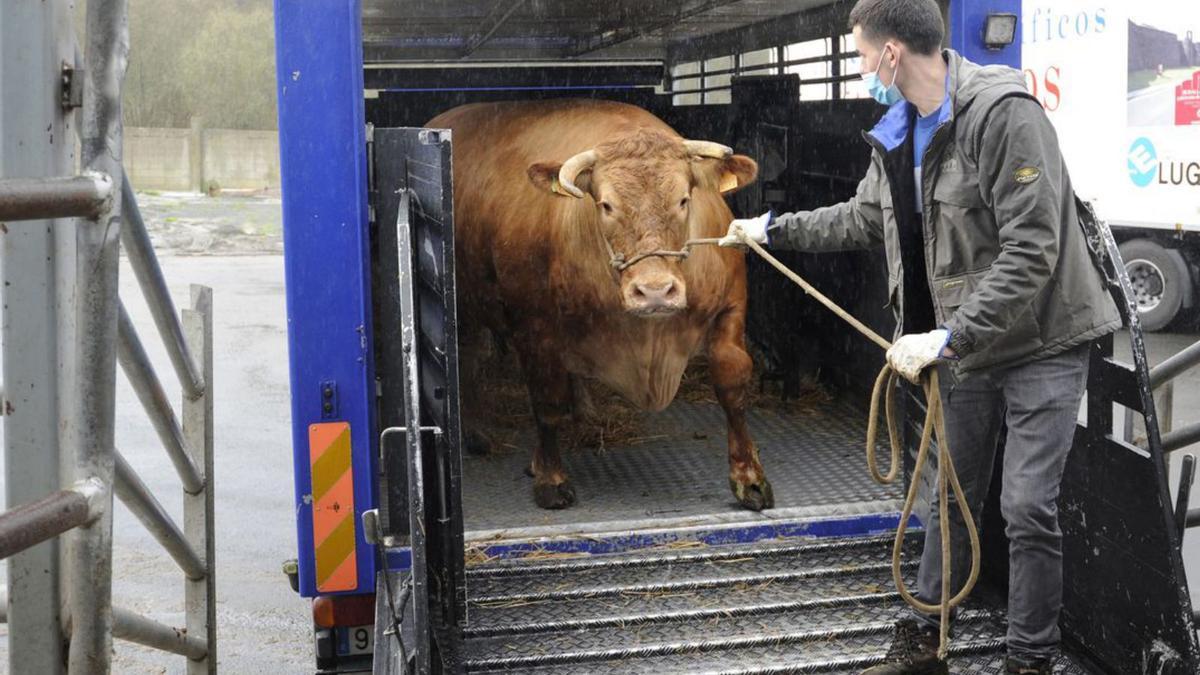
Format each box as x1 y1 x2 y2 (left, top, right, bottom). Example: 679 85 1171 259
0 0 217 672
1142 336 1200 626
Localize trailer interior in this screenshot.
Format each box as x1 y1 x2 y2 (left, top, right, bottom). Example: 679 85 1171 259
274 1 1200 672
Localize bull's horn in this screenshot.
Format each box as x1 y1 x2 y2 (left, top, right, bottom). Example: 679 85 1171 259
683 140 733 160
556 149 598 199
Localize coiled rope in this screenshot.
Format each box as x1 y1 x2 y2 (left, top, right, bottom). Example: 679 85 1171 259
687 234 982 658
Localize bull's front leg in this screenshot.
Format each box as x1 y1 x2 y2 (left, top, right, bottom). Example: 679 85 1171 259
708 306 774 511
515 336 578 510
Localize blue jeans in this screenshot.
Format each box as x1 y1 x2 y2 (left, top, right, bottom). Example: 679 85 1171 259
913 343 1091 661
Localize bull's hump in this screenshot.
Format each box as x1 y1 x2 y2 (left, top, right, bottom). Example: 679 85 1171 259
435 99 675 152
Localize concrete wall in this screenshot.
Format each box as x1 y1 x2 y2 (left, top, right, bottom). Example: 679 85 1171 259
203 129 280 191
122 122 279 192
125 127 193 191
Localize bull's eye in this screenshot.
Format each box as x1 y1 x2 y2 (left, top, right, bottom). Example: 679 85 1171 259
679 197 690 210
600 201 614 215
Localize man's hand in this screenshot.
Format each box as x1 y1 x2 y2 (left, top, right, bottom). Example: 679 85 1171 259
886 329 954 384
718 211 773 248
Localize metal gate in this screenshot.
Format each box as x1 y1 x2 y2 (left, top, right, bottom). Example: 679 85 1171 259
0 1 217 673
371 126 468 673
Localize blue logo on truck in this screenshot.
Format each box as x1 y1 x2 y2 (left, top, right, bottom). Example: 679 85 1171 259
1127 137 1157 187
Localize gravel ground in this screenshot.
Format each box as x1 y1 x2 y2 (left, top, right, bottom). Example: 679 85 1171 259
136 190 283 256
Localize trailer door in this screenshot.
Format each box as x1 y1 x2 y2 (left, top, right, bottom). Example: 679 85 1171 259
371 126 467 672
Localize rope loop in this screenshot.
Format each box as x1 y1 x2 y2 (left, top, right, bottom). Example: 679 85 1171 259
687 233 981 660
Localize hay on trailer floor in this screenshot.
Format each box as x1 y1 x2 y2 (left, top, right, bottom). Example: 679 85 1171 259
466 348 831 456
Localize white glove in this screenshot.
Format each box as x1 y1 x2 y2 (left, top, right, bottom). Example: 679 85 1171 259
718 211 773 248
886 329 952 384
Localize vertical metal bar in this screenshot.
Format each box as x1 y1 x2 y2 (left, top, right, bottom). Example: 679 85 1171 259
67 0 128 671
1161 381 1174 435
273 0 377 600
397 189 432 673
1 0 75 671
1175 455 1195 545
830 30 842 101
1124 406 1136 443
120 179 206 400
183 286 216 674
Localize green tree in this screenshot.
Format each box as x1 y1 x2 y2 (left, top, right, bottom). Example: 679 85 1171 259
177 6 278 129
123 0 209 127
119 1 276 129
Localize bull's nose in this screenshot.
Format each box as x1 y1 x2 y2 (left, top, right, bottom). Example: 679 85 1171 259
634 279 679 302
624 278 687 316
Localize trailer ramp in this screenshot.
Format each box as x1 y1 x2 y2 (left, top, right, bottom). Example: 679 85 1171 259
460 532 1098 674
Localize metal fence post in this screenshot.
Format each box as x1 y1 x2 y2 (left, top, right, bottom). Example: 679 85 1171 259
1 0 79 672
65 0 128 671
183 285 216 674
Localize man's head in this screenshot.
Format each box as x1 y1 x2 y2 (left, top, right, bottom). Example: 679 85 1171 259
848 0 944 91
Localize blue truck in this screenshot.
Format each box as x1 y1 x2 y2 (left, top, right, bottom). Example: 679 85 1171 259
274 1 1199 672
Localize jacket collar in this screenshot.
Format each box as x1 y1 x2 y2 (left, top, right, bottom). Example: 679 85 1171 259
866 49 962 152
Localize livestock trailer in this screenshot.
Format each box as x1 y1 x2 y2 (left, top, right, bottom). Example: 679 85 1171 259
273 1 1199 672
1019 4 1200 332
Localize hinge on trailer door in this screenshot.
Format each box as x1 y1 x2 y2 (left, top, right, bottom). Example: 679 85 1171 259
365 123 378 227
61 62 84 111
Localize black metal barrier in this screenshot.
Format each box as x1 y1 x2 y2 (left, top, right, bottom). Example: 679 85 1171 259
371 127 468 673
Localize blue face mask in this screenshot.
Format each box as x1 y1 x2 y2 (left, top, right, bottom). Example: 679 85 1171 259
863 47 904 106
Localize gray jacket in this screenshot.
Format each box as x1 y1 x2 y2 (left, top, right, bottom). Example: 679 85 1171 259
768 50 1121 374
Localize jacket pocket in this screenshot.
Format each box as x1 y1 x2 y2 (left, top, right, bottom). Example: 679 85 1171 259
932 177 986 208
932 175 999 275
931 270 982 324
935 267 1043 365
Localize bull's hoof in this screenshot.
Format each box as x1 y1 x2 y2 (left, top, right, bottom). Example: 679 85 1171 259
534 481 577 509
730 477 775 511
464 429 494 456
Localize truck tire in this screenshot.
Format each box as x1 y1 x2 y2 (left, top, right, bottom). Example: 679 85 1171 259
1119 238 1188 332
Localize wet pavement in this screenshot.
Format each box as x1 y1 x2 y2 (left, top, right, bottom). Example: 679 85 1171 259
0 256 310 673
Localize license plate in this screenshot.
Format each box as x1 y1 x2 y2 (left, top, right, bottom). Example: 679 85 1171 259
335 624 374 656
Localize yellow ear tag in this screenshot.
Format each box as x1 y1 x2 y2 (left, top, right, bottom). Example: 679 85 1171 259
719 171 739 193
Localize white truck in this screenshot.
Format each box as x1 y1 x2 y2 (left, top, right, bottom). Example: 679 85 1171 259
1022 0 1200 330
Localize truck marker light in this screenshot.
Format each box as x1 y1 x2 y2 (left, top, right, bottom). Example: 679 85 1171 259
313 593 376 628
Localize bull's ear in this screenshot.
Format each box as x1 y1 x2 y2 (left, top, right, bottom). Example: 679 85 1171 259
718 154 758 195
527 162 590 198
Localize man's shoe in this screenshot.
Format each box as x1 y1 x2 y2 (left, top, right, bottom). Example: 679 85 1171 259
1005 654 1054 674
860 618 948 675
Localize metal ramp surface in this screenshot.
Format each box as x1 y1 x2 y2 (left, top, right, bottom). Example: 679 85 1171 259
460 533 1099 674
462 398 905 537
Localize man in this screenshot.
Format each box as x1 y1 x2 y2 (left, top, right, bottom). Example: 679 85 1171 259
720 0 1121 673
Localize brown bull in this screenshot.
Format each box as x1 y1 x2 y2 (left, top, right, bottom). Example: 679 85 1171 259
428 99 773 511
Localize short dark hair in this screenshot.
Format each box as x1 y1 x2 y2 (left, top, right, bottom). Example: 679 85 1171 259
849 0 944 55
